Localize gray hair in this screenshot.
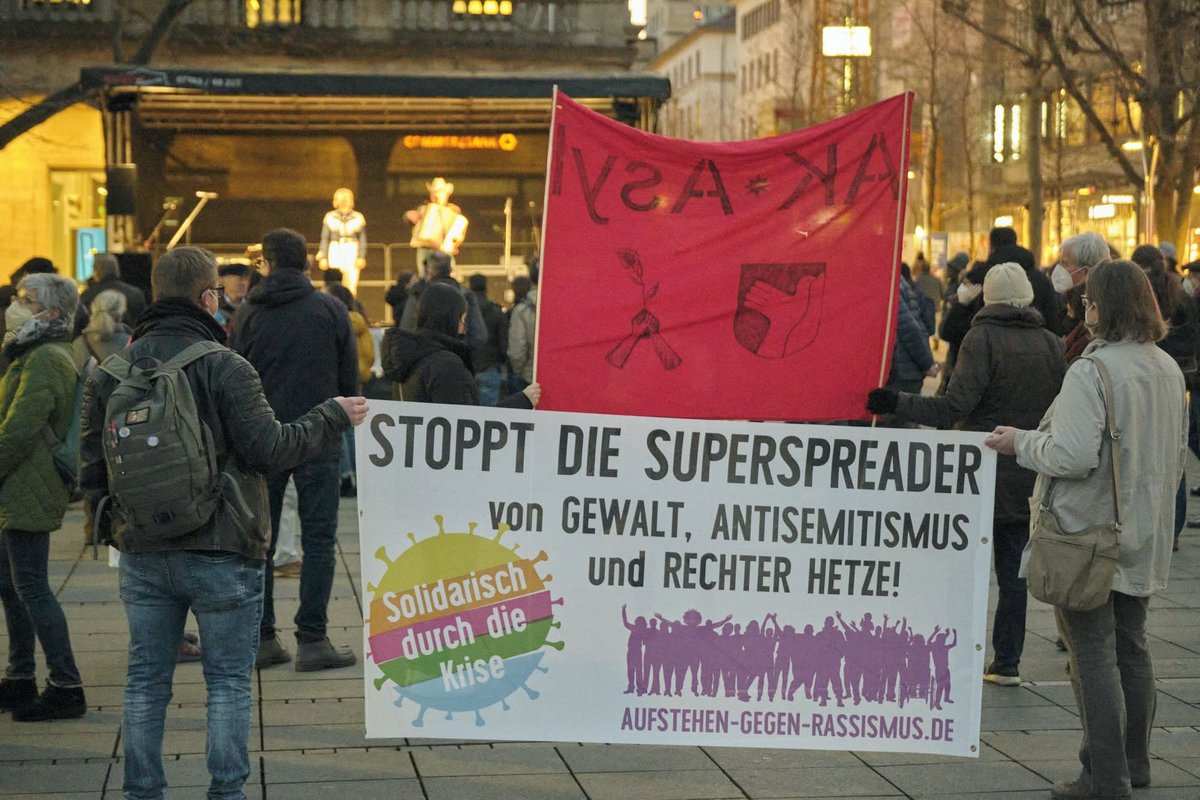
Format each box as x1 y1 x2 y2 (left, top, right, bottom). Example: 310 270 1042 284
92 253 120 281
83 289 127 337
1062 232 1109 268
18 273 79 321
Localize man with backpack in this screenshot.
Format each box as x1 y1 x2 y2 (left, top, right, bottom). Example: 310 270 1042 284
79 247 367 799
229 228 361 672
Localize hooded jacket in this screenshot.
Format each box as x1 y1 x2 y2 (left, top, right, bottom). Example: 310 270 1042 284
381 327 532 408
80 300 350 558
896 304 1066 524
230 268 358 461
889 279 934 384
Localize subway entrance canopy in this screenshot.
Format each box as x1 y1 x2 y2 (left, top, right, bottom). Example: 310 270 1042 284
80 67 670 133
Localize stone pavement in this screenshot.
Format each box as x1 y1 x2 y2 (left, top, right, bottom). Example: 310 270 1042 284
2 495 1199 800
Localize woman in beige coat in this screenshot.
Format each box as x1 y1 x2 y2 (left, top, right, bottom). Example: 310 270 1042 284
986 259 1187 800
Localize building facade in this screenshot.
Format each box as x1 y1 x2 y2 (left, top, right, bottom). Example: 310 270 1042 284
650 12 736 141
0 0 648 296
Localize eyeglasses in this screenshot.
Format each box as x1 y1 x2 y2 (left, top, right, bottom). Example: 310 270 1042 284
14 289 38 307
1082 294 1094 307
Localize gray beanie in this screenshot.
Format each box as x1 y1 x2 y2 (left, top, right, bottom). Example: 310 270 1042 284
983 262 1034 307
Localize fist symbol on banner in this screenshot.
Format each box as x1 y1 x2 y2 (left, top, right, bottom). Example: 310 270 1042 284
735 263 827 359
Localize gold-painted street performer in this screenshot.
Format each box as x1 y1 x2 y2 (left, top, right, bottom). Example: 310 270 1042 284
316 188 367 294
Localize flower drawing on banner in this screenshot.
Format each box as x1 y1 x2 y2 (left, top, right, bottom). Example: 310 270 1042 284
607 248 682 371
621 607 957 710
366 515 564 727
735 263 828 359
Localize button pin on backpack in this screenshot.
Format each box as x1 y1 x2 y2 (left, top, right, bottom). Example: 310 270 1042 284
147 436 159 447
119 427 131 438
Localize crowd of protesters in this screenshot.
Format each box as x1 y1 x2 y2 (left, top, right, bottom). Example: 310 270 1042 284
872 230 1193 800
0 227 1194 800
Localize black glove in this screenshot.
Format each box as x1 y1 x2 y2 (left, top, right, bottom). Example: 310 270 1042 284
867 388 899 415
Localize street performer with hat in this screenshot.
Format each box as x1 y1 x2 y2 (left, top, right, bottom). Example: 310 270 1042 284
404 177 468 271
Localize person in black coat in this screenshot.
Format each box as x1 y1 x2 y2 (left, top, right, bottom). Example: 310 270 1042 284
940 244 1060 383
869 264 1066 686
228 228 361 673
381 282 539 408
74 254 147 336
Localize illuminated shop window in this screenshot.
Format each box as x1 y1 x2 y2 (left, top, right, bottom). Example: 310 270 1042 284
246 0 302 28
452 0 514 16
1009 104 1021 161
21 0 92 6
993 104 1005 163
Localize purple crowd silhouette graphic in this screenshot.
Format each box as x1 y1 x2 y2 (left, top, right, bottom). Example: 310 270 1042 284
621 607 958 710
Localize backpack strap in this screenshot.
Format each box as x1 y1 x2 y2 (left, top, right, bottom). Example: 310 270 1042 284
160 340 225 372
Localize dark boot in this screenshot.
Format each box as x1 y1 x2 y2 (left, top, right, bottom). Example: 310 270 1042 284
0 678 38 712
13 684 86 721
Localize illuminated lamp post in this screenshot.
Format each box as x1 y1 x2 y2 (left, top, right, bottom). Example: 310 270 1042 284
1123 136 1159 243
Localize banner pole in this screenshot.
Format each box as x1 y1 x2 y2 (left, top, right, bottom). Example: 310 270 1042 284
530 85 560 385
874 92 916 427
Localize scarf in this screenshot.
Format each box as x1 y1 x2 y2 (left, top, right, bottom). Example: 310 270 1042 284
2 315 73 360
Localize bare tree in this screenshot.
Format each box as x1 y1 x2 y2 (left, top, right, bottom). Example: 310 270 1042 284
947 0 1200 251
0 0 194 152
770 0 818 132
943 0 1049 256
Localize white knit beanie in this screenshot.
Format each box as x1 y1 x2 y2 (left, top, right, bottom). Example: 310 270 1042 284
983 262 1034 307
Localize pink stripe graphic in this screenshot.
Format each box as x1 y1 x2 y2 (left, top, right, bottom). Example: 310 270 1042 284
369 590 552 663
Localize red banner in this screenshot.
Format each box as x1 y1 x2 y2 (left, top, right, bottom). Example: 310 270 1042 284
536 92 913 421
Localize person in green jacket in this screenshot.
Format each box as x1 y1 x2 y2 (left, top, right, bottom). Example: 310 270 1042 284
0 272 86 721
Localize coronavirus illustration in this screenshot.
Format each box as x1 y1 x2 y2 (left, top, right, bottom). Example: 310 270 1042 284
366 515 564 727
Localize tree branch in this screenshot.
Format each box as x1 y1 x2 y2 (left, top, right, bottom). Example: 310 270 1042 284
940 0 1039 62
1034 13 1143 187
0 0 193 152
1067 0 1144 88
130 0 194 65
0 83 91 151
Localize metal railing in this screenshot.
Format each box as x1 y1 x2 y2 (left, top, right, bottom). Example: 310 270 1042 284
190 238 536 323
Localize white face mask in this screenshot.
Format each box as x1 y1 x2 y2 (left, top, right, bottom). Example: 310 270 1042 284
1050 263 1074 294
5 302 34 335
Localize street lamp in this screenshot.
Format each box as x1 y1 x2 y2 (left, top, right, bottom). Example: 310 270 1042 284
1125 137 1159 242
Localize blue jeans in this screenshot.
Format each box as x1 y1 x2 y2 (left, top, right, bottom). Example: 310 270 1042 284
475 366 503 407
0 529 81 687
339 430 355 480
262 459 340 643
991 520 1028 668
1188 389 1200 460
119 550 264 800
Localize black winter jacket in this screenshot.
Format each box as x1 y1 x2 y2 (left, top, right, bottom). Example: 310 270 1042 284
381 327 531 408
80 301 350 559
229 268 358 461
896 304 1066 524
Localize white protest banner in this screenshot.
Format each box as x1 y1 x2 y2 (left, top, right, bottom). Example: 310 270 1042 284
358 402 995 756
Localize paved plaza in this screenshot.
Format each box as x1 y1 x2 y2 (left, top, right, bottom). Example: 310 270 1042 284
2 487 1199 800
